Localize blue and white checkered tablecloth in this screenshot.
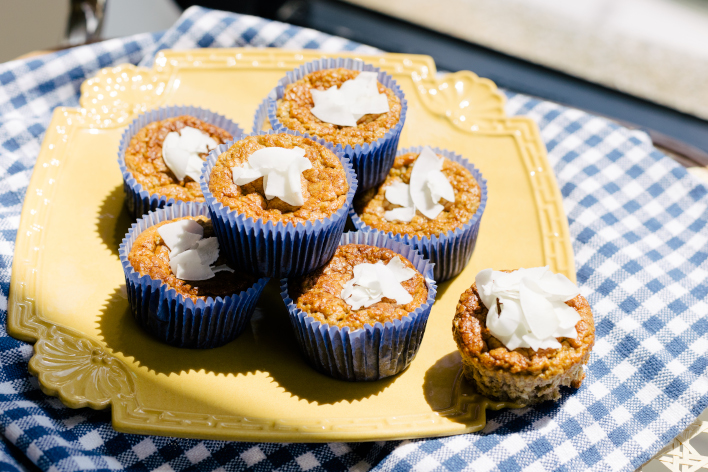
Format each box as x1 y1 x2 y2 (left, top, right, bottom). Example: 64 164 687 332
0 6 706 472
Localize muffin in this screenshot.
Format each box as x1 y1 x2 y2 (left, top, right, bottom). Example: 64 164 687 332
128 216 255 302
280 231 437 381
452 268 594 405
119 106 243 218
291 244 428 330
267 58 407 192
208 133 348 225
201 130 357 278
119 202 268 348
351 146 488 282
273 68 402 147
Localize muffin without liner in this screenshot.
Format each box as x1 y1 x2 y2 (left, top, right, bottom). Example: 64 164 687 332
452 273 595 405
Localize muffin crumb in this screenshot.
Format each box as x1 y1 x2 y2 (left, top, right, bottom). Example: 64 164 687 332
292 243 428 330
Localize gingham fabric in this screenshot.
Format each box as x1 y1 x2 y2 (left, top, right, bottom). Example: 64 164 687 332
0 6 706 472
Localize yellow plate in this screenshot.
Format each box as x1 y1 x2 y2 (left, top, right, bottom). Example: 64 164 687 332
7 48 574 442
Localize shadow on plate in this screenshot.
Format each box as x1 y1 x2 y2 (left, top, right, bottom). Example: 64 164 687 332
97 280 396 405
96 184 132 257
423 351 521 429
424 352 581 434
434 278 456 299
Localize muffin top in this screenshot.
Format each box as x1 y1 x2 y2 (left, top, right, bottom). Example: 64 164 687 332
355 151 482 238
208 133 349 225
275 68 402 147
125 116 233 203
452 273 595 377
291 244 428 330
128 216 256 302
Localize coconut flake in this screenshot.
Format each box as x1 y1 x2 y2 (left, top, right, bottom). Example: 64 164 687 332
170 248 214 281
385 181 413 207
162 126 218 182
231 146 312 207
382 146 455 222
157 219 204 257
194 237 219 267
340 256 416 310
310 71 390 127
475 267 582 351
520 278 558 339
212 264 235 274
384 206 416 223
427 171 455 203
383 181 416 222
157 220 231 281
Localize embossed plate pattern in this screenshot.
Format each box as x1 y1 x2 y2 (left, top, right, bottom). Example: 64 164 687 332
7 48 574 442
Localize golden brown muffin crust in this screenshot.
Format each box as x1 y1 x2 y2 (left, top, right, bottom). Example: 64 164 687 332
128 216 256 302
276 68 402 147
355 152 482 238
208 133 349 225
452 278 594 382
292 244 428 330
125 116 233 203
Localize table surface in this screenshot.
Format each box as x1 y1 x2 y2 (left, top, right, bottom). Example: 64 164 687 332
1 6 708 472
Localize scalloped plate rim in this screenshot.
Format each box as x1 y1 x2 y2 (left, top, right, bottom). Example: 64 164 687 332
7 48 574 443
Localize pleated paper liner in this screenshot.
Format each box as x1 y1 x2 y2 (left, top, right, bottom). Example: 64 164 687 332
252 97 271 133
201 129 358 278
119 202 269 348
267 57 407 193
350 146 488 282
118 105 244 219
280 231 437 381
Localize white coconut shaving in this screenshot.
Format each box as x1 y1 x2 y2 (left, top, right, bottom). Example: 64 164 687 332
475 267 582 351
231 146 312 207
340 256 417 310
162 127 218 182
383 146 455 222
310 71 389 127
157 219 233 281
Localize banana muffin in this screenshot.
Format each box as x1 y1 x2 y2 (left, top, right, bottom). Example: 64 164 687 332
125 116 233 203
128 215 255 302
275 68 402 147
208 133 349 224
452 270 595 405
291 243 428 330
355 150 482 238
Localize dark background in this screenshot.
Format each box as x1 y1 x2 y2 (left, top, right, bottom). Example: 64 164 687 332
175 0 708 165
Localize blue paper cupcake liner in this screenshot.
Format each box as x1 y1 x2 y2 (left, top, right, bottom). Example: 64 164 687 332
266 58 408 193
200 129 358 278
252 97 272 133
118 105 245 219
350 146 488 282
118 202 269 348
280 231 437 381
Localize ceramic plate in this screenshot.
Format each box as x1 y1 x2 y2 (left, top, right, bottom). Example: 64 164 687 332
7 48 574 442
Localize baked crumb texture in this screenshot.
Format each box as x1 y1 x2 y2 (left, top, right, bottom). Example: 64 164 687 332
267 59 407 191
202 131 357 278
119 106 243 218
355 152 481 238
292 244 428 330
208 133 349 225
274 68 401 147
351 146 488 282
121 202 267 349
281 232 437 381
128 216 256 302
452 279 595 405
